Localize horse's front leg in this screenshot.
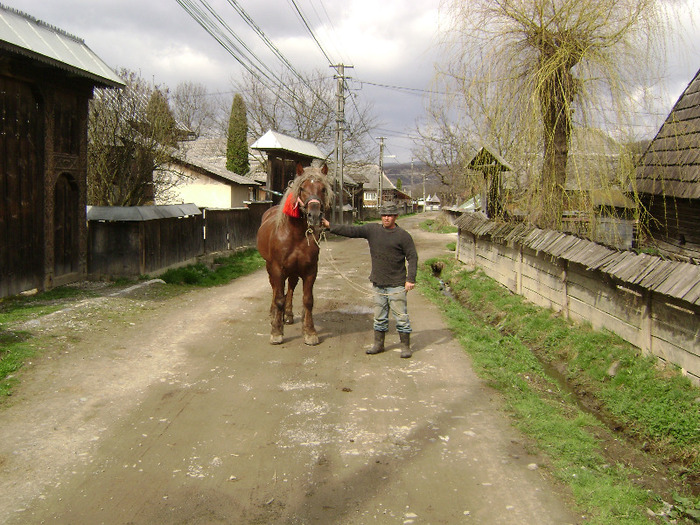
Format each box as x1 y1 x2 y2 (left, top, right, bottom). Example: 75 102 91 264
284 276 298 325
301 270 319 346
268 266 286 344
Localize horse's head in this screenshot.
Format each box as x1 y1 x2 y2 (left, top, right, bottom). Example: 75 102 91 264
293 163 332 229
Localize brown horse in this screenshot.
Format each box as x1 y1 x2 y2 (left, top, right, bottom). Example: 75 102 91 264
256 163 333 345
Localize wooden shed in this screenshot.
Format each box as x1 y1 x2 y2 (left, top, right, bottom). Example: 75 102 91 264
636 67 700 261
0 5 124 297
250 129 326 204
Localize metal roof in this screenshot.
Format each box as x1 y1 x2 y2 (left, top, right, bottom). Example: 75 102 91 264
0 3 124 88
87 204 202 222
250 129 325 160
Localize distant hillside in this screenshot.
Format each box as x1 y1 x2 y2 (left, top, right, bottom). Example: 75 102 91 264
384 162 444 197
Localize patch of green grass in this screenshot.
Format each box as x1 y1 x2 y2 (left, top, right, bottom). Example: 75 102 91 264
159 248 265 286
0 330 35 397
419 217 458 234
0 286 95 325
446 241 456 251
420 256 699 524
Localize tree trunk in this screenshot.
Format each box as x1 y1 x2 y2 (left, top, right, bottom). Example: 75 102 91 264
538 66 574 229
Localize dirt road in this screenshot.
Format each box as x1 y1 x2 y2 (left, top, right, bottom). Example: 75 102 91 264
0 214 580 524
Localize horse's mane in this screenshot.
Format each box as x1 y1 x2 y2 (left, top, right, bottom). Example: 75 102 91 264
272 167 334 228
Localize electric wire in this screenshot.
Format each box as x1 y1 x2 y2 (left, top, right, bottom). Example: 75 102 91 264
287 0 334 66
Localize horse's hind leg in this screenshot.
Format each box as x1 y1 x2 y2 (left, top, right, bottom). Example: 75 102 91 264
284 276 298 325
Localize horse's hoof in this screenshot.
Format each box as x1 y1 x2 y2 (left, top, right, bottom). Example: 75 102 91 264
304 334 319 346
270 334 283 345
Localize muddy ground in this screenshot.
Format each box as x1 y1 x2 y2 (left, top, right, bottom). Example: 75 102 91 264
0 214 582 524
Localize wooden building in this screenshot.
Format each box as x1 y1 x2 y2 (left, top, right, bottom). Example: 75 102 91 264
250 130 326 205
0 5 124 297
636 68 700 261
164 138 260 208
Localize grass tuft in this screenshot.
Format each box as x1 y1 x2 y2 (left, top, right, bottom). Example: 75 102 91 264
159 249 265 286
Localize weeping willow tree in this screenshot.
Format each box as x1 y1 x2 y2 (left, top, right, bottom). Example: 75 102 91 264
434 0 678 230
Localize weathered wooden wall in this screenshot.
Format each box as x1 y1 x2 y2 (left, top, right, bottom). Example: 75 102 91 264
88 203 269 278
88 215 203 277
203 202 268 253
0 77 44 297
456 214 700 384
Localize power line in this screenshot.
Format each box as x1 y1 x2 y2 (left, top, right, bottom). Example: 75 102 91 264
225 0 310 89
177 0 332 115
287 0 334 65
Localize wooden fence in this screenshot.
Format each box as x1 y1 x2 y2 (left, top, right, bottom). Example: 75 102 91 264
455 213 700 384
203 204 268 253
87 202 270 279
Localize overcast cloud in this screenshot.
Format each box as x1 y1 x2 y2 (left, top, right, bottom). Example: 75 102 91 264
11 0 700 163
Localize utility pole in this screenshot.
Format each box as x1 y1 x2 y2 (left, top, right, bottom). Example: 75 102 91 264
378 137 385 210
332 63 353 224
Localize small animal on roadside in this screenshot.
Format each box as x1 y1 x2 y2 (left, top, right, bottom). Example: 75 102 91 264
256 162 333 345
431 261 444 278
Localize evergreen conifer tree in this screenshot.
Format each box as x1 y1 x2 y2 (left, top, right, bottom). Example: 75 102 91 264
227 94 249 175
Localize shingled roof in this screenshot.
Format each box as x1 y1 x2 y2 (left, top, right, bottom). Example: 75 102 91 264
636 68 700 199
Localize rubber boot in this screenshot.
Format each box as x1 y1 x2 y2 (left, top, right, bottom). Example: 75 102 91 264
399 332 412 358
367 330 385 354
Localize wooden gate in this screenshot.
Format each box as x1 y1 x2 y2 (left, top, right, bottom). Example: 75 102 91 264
0 78 44 296
53 173 79 276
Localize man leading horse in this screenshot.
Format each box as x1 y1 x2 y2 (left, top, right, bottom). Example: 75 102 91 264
322 203 418 358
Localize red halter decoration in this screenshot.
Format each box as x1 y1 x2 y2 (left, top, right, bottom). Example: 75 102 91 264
283 191 322 219
282 192 303 218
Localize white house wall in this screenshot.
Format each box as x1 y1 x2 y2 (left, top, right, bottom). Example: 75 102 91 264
159 166 251 208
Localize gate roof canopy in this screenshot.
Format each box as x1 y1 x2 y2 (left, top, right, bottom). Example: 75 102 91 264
251 130 326 161
0 4 124 88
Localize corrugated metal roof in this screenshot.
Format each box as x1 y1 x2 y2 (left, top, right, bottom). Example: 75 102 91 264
457 212 700 306
87 204 202 222
250 129 325 160
0 3 124 88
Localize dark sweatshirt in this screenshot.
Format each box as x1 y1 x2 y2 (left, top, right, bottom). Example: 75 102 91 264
329 222 418 287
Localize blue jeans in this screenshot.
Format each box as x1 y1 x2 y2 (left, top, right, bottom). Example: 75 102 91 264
373 285 411 333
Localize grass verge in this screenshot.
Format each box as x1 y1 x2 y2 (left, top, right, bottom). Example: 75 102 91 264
420 256 699 525
0 286 100 397
159 249 264 286
419 215 458 234
0 249 265 397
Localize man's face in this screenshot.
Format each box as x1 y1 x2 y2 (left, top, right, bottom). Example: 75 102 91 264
381 214 397 229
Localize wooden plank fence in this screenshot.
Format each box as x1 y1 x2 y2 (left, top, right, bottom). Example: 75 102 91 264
87 202 270 279
455 213 700 384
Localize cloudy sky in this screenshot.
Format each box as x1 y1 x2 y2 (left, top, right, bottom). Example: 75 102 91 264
12 0 700 163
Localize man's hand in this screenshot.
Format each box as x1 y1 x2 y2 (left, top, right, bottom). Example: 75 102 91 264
405 282 415 292
322 218 330 229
